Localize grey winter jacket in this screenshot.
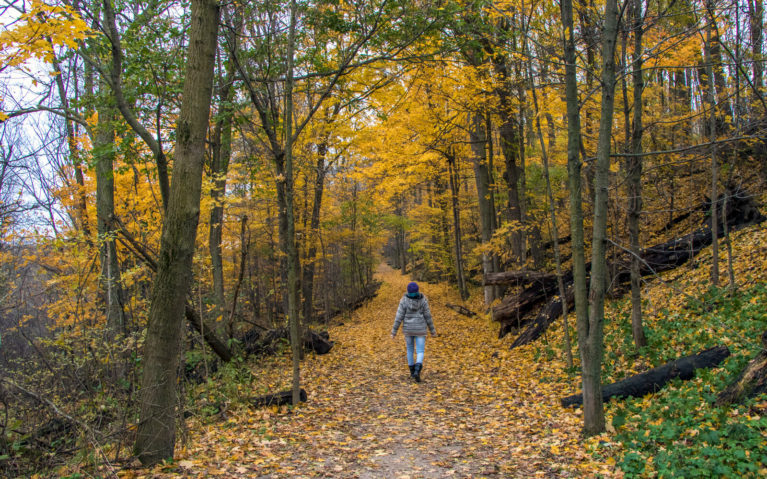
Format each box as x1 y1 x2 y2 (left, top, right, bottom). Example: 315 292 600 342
391 293 436 337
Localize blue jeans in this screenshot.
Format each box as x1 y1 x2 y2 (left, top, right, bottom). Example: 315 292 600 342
405 335 426 366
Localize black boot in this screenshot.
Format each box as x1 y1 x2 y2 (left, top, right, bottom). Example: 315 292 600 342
413 363 422 383
409 365 415 378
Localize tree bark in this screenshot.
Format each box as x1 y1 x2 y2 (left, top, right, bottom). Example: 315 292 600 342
484 270 557 286
208 11 240 327
628 0 647 349
581 0 620 436
134 0 220 465
226 216 249 337
252 389 307 408
529 56 573 368
488 52 524 264
561 0 592 431
749 0 763 95
284 0 302 406
51 54 91 242
302 118 335 323
185 303 233 363
94 100 126 333
705 24 720 287
79 36 126 332
446 149 468 300
470 112 496 304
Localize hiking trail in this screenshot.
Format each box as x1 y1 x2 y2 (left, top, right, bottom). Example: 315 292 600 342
151 264 618 478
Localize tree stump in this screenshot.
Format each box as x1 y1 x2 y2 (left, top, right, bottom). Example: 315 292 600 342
252 389 307 408
716 331 767 406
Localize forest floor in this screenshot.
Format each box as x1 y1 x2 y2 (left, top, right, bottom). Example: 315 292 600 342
125 264 620 478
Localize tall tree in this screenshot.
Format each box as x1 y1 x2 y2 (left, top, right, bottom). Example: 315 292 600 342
627 0 647 349
562 0 590 420
446 148 469 300
94 97 127 332
528 55 573 368
704 12 720 287
581 0 621 436
134 0 221 464
748 0 763 95
208 6 241 328
469 110 498 304
283 0 302 406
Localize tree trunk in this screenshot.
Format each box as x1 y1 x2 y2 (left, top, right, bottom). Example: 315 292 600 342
705 1 732 132
581 0 620 436
208 13 239 327
284 0 302 406
722 185 736 292
185 303 233 362
705 25 720 287
717 332 767 406
485 270 557 286
470 112 496 304
749 0 764 95
446 149 468 300
51 54 91 241
226 216 249 338
528 54 573 368
134 0 220 465
561 0 591 428
80 40 126 332
302 140 329 323
489 54 524 264
252 389 307 408
628 0 647 349
102 0 170 210
95 101 126 333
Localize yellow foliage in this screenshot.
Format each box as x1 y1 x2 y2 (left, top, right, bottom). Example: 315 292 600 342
0 0 90 71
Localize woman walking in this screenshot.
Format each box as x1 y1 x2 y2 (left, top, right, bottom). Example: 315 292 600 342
391 282 437 382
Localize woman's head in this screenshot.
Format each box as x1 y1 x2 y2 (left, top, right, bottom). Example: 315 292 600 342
407 282 419 294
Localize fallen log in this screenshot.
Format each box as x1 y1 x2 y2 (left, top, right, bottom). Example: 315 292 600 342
716 331 767 406
185 304 233 362
242 327 333 356
306 329 333 354
494 274 565 337
252 389 307 408
506 187 765 344
446 303 477 317
510 287 574 349
561 345 731 407
484 271 557 286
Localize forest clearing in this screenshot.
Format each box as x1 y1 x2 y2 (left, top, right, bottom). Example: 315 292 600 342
2 0 767 476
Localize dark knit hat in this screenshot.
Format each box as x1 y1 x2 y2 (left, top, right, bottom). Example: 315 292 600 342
407 282 419 294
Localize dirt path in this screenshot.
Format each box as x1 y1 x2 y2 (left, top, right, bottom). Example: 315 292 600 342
163 264 618 478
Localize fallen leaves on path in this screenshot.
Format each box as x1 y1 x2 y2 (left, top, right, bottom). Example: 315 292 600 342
122 264 621 478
